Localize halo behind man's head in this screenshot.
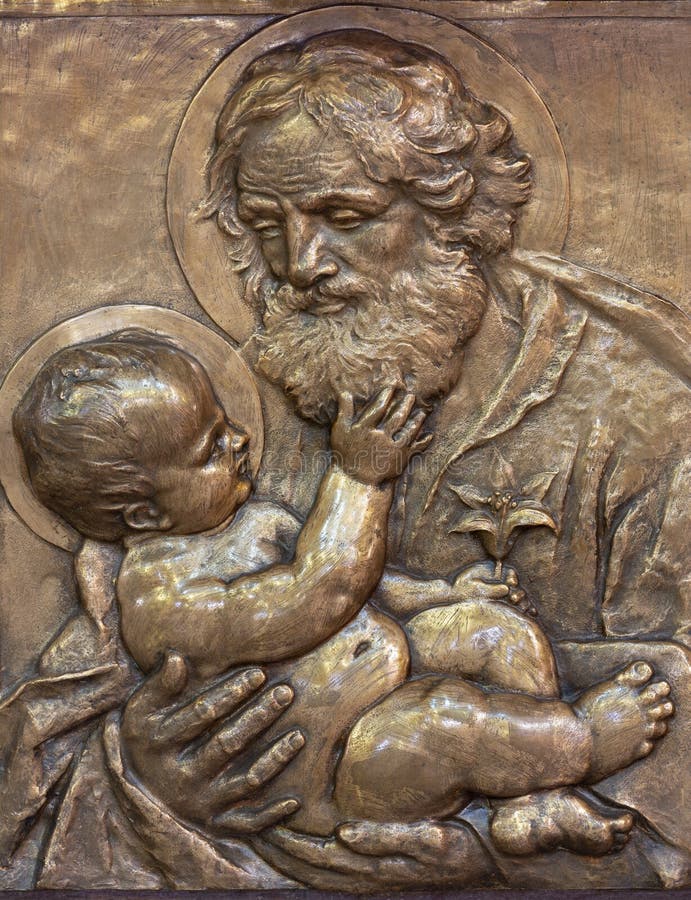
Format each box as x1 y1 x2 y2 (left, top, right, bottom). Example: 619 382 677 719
166 9 568 345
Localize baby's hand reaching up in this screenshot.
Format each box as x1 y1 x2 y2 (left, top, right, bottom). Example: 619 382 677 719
331 386 431 485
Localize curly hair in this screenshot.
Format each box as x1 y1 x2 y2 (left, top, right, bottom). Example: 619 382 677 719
13 330 200 541
203 30 531 276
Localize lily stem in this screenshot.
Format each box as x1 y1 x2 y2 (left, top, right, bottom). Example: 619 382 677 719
494 559 503 580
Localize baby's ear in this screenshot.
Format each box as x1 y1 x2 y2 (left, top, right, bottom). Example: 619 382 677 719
123 502 170 533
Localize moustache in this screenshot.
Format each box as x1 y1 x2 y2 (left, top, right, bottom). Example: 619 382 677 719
267 276 376 318
256 251 488 425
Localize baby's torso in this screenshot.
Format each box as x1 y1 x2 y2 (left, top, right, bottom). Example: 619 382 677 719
117 500 410 835
252 604 409 835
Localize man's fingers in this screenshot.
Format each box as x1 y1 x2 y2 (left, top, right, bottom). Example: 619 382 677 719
213 798 300 835
337 821 407 857
381 393 416 435
74 539 121 623
127 651 188 724
340 821 485 881
245 728 305 788
357 385 396 427
393 409 426 446
191 684 294 775
159 667 266 744
159 652 190 696
337 820 460 866
213 728 305 804
265 826 380 875
265 826 423 884
409 433 433 454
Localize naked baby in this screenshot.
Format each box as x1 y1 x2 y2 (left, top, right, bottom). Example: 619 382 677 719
14 330 674 860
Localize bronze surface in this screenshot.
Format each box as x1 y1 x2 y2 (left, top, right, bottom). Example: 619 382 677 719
0 2 688 892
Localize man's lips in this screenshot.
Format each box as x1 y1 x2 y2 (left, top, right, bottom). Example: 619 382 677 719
311 299 347 315
300 288 350 316
276 282 356 316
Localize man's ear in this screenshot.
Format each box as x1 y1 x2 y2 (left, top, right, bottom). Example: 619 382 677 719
123 501 171 533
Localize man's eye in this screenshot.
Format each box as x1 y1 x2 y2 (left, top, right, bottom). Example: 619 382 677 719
325 209 367 229
253 220 282 240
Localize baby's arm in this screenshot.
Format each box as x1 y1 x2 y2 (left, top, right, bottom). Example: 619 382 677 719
120 388 428 677
374 571 455 619
375 563 529 621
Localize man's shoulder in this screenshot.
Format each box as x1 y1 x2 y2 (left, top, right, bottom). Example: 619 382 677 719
578 314 687 396
509 250 690 389
552 318 688 471
496 251 689 435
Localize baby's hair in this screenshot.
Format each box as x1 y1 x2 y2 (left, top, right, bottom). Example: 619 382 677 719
14 329 201 541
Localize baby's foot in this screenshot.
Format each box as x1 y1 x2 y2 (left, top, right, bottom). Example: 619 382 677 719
574 661 674 782
490 788 634 856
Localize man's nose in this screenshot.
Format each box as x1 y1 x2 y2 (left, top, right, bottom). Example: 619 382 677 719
286 213 339 288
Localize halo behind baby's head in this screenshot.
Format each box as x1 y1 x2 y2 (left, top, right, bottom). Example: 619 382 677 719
13 329 218 541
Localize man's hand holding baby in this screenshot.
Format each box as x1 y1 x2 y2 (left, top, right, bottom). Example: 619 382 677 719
331 386 431 486
120 651 305 835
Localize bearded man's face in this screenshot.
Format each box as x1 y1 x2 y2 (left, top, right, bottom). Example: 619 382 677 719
235 109 488 424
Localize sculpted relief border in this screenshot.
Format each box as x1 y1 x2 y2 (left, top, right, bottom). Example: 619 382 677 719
0 1 688 18
0 2 688 894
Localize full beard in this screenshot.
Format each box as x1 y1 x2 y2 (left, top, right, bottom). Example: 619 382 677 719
254 243 488 425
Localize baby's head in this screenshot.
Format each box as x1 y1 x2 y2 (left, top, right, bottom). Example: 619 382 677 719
14 330 253 542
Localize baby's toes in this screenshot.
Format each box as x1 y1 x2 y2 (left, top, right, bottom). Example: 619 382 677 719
637 738 655 758
650 699 674 721
612 828 632 852
646 719 669 738
609 810 634 834
611 815 634 851
641 681 671 703
615 661 654 688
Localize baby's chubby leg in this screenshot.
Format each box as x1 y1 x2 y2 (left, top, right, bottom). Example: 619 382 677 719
335 675 587 822
490 661 674 856
334 663 673 824
403 586 651 855
405 595 559 697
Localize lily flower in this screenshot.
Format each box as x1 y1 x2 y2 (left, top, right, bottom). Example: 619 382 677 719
449 451 559 579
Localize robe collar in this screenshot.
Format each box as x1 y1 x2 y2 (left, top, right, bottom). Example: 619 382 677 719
400 252 588 559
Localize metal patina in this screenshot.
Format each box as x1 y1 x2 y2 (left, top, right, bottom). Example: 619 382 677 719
0 2 688 893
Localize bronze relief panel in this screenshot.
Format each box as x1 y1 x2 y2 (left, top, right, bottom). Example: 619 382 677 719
0 2 688 892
